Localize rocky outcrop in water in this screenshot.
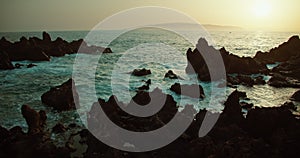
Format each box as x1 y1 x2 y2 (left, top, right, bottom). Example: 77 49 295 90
164 70 183 79
0 31 112 62
21 105 46 134
41 78 79 111
254 35 300 64
291 90 300 101
267 56 300 87
227 75 266 87
185 38 268 81
131 68 151 76
0 51 14 70
170 83 205 98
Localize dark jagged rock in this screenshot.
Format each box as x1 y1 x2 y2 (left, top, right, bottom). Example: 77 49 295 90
131 68 151 76
41 78 79 111
291 90 300 101
281 101 297 111
0 31 112 63
268 56 300 87
227 75 266 87
268 73 300 88
245 105 296 138
170 83 205 98
42 31 51 42
82 89 300 157
186 38 268 81
52 123 67 134
254 35 300 64
0 51 14 70
88 88 179 133
0 106 71 158
27 63 37 68
137 84 149 91
240 101 254 110
164 70 182 79
21 105 46 134
14 63 24 68
137 79 151 91
220 90 246 125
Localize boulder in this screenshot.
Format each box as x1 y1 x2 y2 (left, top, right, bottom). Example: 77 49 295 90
164 70 182 79
21 105 46 134
131 68 151 76
170 83 205 98
41 78 79 111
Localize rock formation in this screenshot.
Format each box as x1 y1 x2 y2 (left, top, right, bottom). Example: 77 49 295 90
41 78 79 111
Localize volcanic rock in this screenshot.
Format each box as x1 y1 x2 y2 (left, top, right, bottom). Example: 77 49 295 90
170 83 205 98
41 78 79 111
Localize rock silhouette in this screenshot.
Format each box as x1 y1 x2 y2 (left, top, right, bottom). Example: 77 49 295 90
0 31 112 62
0 51 14 70
185 38 268 81
170 83 205 98
131 68 151 76
291 90 300 101
41 78 79 111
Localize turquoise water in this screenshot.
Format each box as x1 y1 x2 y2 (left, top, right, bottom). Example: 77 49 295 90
0 29 299 130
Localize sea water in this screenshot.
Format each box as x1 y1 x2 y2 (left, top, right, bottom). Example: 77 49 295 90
0 29 299 131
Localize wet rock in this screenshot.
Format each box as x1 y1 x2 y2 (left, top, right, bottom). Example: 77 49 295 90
52 123 67 134
42 31 51 42
220 90 246 125
137 84 150 91
0 51 14 70
1 32 113 64
268 73 300 88
14 63 24 68
131 68 151 76
170 83 205 98
164 70 182 79
27 63 37 68
240 101 254 110
88 88 178 133
290 90 300 101
186 38 267 81
254 75 266 85
41 78 79 111
254 35 300 64
21 105 44 134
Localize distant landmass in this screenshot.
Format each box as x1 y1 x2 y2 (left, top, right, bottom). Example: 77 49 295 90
153 23 243 31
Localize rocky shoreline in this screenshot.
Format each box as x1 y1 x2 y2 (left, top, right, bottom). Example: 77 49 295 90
0 32 112 70
1 33 300 157
0 86 299 157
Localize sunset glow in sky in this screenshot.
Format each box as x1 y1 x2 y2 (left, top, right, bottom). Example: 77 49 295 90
0 0 299 32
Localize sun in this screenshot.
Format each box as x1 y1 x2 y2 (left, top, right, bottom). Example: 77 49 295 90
252 1 272 18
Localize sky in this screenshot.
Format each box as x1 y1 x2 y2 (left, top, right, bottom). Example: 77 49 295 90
0 0 299 32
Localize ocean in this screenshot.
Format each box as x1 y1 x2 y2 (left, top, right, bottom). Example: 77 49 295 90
0 29 299 132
